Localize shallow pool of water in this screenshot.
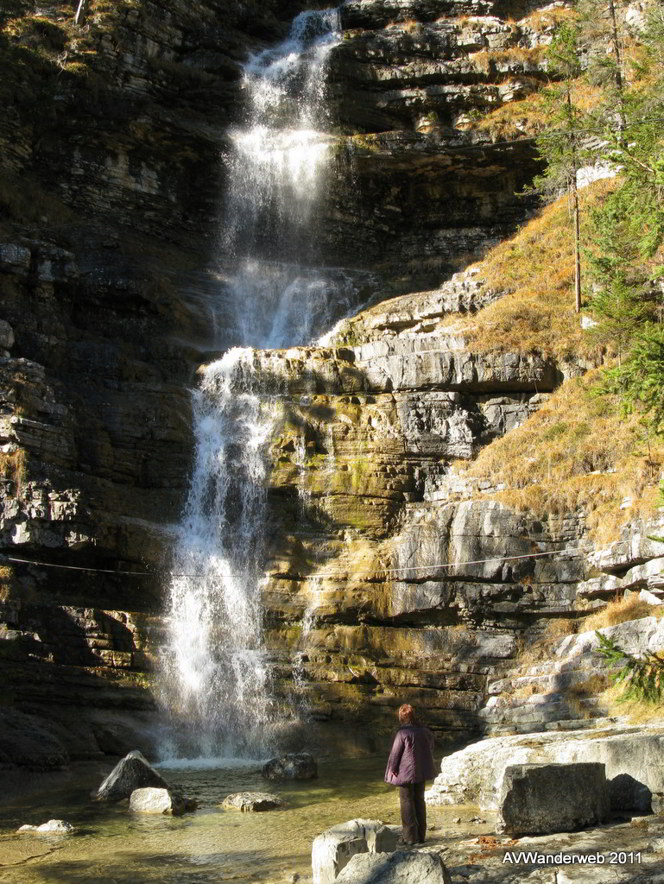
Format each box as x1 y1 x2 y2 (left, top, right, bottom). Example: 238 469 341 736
0 756 464 884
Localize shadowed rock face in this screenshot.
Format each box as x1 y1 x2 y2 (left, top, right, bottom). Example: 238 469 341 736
1 0 327 761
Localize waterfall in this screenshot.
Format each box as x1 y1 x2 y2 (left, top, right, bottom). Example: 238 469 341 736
160 8 354 760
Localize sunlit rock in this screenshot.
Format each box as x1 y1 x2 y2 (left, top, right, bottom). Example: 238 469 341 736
336 850 452 884
129 786 196 815
312 819 399 884
495 763 609 836
17 820 75 835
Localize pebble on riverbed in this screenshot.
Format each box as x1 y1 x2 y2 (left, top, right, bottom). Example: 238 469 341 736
17 819 76 835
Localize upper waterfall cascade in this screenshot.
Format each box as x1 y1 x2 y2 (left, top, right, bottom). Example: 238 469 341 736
160 7 361 759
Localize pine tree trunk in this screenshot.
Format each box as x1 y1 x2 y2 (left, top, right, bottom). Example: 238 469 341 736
608 0 627 137
573 183 581 313
567 86 582 313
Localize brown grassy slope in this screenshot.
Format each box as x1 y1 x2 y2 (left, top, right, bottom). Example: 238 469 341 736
447 182 663 542
456 367 663 543
452 180 622 361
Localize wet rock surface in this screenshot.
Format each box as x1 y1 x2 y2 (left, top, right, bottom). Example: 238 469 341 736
263 752 319 781
16 819 76 835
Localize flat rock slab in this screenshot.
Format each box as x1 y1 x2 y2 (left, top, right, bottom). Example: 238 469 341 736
222 792 283 812
262 752 318 781
95 749 170 803
496 763 609 836
427 725 664 812
312 819 399 884
336 850 452 884
129 787 196 815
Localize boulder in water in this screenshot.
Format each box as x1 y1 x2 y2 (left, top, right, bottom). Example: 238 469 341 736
262 751 317 781
129 787 196 815
94 749 170 802
222 791 284 812
17 819 76 835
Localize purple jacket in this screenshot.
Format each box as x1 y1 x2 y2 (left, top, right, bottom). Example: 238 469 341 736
384 724 436 786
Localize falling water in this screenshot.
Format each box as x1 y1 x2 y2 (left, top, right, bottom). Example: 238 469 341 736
161 8 359 759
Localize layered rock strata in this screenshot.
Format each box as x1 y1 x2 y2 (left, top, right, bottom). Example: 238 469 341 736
4 0 660 765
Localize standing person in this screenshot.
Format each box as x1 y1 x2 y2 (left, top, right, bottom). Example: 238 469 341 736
384 704 436 845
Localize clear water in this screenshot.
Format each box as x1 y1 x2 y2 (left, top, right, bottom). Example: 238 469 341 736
0 758 469 884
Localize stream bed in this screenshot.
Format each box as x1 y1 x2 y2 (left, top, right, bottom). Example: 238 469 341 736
0 756 479 884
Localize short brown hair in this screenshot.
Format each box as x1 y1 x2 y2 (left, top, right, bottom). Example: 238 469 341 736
398 704 415 724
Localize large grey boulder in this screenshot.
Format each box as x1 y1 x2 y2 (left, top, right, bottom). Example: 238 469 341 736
312 819 399 884
95 749 170 803
496 763 610 836
262 751 318 780
427 725 664 812
336 850 452 884
129 787 196 815
222 792 283 812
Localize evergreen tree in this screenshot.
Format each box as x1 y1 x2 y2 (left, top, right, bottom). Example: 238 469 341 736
588 2 664 410
600 325 664 433
586 198 652 362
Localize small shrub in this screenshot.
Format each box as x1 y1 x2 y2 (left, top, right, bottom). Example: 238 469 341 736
595 631 664 704
0 448 27 497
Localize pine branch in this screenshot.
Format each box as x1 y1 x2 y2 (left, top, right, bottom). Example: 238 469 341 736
595 631 664 704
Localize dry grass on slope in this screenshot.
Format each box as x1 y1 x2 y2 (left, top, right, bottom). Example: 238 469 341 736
454 180 619 361
471 79 605 141
583 594 664 632
448 178 664 542
455 369 664 543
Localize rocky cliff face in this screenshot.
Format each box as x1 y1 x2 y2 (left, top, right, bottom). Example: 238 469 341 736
243 272 664 747
2 0 658 766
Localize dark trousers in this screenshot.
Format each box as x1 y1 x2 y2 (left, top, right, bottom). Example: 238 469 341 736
398 781 426 844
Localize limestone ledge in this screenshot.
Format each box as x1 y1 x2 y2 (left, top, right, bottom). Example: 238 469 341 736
245 343 560 396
